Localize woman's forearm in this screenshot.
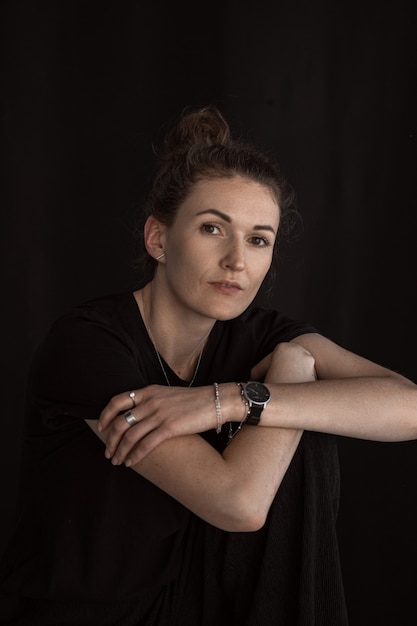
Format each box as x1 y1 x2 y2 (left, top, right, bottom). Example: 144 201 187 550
88 342 313 532
264 332 417 441
260 375 417 441
91 337 417 530
87 417 302 531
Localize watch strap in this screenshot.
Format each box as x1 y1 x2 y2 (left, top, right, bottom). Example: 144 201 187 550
245 403 262 425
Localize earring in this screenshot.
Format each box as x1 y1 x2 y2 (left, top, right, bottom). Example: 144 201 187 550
156 252 165 261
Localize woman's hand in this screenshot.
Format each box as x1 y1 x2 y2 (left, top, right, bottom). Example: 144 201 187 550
97 383 242 467
96 343 314 467
86 341 316 530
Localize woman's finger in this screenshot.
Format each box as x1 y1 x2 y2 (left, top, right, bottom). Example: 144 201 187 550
104 406 149 459
98 388 145 431
99 384 226 465
104 414 135 459
109 412 162 464
124 425 176 466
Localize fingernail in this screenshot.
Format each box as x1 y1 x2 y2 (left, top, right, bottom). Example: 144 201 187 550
111 457 119 466
105 449 111 459
124 460 131 468
97 422 102 432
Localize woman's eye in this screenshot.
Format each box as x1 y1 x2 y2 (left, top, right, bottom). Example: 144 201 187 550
249 236 270 247
201 223 220 235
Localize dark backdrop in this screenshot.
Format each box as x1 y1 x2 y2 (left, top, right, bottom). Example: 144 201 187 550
1 2 416 624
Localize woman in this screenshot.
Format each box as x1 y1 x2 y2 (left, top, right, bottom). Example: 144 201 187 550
1 105 416 625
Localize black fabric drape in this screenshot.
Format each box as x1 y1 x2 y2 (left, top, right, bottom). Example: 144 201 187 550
1 1 416 624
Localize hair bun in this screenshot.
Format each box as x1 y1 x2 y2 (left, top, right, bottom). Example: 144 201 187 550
160 105 232 162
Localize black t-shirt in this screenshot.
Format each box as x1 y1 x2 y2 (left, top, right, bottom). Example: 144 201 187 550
0 292 348 624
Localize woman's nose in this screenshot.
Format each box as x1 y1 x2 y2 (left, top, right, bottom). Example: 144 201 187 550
221 239 245 271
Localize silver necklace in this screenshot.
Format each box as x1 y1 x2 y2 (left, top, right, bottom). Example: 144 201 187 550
140 289 204 387
147 327 203 387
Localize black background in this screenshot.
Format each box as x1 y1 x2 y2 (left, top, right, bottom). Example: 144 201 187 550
1 1 416 624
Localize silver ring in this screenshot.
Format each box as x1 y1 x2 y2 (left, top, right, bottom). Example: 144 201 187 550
124 411 138 427
129 391 136 408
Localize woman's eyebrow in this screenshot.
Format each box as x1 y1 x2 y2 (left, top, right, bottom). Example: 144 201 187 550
195 208 276 234
195 208 231 222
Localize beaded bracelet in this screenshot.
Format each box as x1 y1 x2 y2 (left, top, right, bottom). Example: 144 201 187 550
213 382 222 434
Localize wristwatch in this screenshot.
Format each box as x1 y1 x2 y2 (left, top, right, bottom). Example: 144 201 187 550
243 381 271 425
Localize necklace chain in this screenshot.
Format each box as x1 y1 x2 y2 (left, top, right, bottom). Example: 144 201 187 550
140 289 204 387
149 324 239 437
147 327 203 387
142 295 240 438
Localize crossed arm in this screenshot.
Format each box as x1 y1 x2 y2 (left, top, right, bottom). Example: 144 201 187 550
86 333 417 531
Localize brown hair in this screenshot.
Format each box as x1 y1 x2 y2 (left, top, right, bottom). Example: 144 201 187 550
132 104 298 284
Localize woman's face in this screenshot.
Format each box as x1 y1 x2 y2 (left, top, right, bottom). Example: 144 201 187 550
155 176 280 322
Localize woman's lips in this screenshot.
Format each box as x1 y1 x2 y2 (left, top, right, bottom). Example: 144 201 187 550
209 281 242 295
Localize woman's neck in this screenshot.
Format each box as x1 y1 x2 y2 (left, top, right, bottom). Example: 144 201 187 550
135 281 215 380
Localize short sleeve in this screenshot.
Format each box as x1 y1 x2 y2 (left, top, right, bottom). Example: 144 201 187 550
240 306 318 364
28 309 144 427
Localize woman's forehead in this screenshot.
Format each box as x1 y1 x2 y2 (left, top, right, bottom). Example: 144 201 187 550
180 176 280 222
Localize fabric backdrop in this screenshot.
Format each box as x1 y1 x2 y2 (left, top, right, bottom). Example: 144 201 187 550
1 1 416 624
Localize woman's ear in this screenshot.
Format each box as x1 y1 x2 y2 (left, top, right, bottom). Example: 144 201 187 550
144 216 167 261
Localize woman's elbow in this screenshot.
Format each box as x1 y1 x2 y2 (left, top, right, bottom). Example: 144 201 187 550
238 512 268 533
219 489 272 532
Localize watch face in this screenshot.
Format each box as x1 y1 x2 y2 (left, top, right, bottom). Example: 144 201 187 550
245 381 271 404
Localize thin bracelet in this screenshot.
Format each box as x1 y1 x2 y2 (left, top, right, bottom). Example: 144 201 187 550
236 382 250 422
213 382 222 434
227 382 250 443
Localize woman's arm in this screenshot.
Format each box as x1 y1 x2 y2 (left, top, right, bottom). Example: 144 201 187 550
87 421 302 532
90 334 417 530
98 333 417 466
86 342 315 532
269 333 417 441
